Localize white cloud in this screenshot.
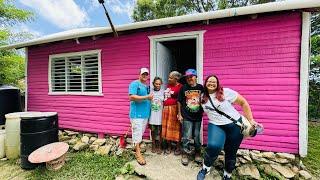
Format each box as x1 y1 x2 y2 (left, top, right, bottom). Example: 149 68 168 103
19 0 90 30
13 24 43 38
105 0 136 19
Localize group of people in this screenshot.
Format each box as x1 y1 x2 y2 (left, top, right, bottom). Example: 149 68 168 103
128 67 258 180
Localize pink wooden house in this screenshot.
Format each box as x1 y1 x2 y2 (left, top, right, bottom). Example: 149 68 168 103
2 0 319 157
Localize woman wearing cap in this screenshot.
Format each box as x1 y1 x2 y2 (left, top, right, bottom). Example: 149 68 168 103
197 75 258 180
128 68 153 165
161 71 183 155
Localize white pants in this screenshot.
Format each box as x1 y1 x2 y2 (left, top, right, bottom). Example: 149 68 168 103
130 118 148 145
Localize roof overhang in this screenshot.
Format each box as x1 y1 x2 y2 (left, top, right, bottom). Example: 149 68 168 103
1 0 320 50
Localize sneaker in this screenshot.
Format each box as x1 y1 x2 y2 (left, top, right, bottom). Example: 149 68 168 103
197 168 209 180
181 153 189 166
223 175 231 180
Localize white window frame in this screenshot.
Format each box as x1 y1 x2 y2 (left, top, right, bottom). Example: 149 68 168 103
48 49 103 96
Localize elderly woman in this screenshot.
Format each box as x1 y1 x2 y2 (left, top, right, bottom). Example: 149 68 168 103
197 75 257 180
161 71 183 155
129 68 153 165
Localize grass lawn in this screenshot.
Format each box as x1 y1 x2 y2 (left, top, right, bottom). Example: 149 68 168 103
302 121 320 177
26 151 134 180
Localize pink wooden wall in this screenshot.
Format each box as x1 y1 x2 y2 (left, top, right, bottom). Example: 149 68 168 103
27 12 301 153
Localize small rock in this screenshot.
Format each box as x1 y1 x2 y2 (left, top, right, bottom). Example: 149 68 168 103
1 158 8 161
276 153 296 161
73 142 88 151
273 157 289 164
292 166 299 174
83 133 94 138
81 136 90 144
238 157 247 164
125 144 133 149
271 164 296 179
115 138 120 146
89 144 100 151
250 151 263 160
96 145 112 155
262 152 276 159
68 138 78 145
59 135 71 141
260 164 284 180
252 150 260 154
89 137 97 144
299 170 312 180
108 137 116 145
142 139 152 143
237 164 260 180
92 138 106 146
126 138 132 144
242 155 252 162
58 130 63 136
237 149 250 156
64 130 79 136
255 157 273 164
110 145 117 153
116 148 123 156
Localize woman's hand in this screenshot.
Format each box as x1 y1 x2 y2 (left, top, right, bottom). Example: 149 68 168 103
177 113 183 123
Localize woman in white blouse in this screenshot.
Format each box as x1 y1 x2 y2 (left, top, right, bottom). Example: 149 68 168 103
197 75 257 180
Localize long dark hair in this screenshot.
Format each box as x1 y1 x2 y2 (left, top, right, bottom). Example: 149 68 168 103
202 75 224 104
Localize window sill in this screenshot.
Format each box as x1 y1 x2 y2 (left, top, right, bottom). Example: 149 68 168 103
48 92 104 96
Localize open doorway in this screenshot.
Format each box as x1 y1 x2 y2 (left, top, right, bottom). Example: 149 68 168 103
156 39 196 85
150 31 204 87
149 31 205 143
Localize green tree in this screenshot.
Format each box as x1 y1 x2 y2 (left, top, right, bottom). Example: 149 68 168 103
132 0 277 22
0 0 33 89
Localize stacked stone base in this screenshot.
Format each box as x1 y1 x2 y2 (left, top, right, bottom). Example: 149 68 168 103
59 129 313 180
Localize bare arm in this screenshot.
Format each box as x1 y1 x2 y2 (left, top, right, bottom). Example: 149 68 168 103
233 94 255 125
129 94 152 101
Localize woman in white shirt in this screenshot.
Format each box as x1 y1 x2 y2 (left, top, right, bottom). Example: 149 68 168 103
197 75 257 180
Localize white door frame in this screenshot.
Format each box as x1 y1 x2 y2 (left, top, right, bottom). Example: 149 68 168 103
149 30 205 86
148 30 206 143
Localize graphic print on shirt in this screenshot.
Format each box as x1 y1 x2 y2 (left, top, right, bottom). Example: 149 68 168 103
185 90 202 112
164 88 174 101
151 97 162 112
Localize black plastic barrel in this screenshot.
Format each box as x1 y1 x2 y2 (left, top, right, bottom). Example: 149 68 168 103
20 113 58 170
0 85 22 125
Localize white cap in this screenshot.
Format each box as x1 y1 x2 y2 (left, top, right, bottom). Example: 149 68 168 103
140 68 149 75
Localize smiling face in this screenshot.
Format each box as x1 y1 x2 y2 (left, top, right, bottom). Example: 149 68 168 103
168 75 177 85
139 72 149 83
206 76 218 92
153 79 162 90
186 75 197 86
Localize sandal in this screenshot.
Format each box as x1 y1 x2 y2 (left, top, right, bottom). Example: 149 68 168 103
156 147 162 155
174 148 181 156
135 152 146 165
164 148 171 155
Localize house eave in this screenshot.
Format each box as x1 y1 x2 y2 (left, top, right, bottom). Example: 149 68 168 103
0 0 320 50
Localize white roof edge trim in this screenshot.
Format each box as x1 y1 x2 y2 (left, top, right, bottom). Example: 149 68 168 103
1 0 319 50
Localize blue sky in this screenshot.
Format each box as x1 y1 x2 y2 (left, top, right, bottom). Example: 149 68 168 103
13 0 136 37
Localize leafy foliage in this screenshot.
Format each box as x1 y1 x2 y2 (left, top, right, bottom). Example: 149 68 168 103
132 0 278 21
0 0 33 89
